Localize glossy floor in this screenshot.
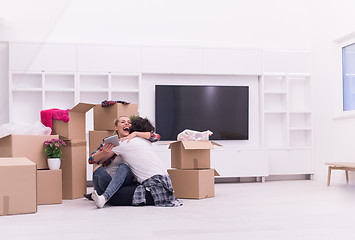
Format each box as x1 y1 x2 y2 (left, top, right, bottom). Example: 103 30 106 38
1 179 355 240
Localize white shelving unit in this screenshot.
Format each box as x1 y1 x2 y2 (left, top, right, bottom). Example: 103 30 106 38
9 71 141 123
262 73 313 175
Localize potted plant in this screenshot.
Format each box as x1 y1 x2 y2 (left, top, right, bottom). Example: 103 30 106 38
44 138 66 170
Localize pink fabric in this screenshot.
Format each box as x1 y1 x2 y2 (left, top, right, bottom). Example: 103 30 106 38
41 109 70 134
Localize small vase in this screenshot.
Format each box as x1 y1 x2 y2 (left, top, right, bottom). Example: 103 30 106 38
47 158 61 170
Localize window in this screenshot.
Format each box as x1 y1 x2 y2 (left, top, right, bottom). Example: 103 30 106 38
342 43 355 111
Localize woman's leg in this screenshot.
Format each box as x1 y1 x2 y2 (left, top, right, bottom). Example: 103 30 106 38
101 163 132 201
92 165 112 195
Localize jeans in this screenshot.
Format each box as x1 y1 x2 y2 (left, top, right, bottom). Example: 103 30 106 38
93 163 134 201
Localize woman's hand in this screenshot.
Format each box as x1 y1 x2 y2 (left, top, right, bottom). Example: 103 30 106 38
102 143 114 152
119 132 137 143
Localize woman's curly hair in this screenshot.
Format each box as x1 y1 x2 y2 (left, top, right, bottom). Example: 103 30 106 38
129 116 155 133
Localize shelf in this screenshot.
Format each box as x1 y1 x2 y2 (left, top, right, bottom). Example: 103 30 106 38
264 91 287 95
12 91 42 124
264 111 287 114
12 88 42 92
289 128 312 131
79 74 108 90
111 89 139 93
45 74 75 89
45 91 75 109
263 75 287 92
111 92 139 104
12 73 42 88
80 91 109 104
111 75 139 91
45 89 75 92
80 89 109 93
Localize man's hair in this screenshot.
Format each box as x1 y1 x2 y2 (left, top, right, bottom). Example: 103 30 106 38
130 116 155 133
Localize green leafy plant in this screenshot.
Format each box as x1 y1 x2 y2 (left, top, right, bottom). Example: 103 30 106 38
44 139 66 159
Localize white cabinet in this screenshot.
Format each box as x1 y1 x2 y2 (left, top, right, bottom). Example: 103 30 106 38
141 47 204 74
203 48 262 75
211 149 268 178
268 149 313 175
77 45 141 73
263 50 311 73
9 43 77 72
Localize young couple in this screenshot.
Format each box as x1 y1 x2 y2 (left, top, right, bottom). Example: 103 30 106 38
87 116 182 208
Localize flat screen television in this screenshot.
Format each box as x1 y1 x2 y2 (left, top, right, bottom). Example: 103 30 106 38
155 85 249 140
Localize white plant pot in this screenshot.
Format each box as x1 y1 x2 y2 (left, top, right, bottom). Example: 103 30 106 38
47 158 61 170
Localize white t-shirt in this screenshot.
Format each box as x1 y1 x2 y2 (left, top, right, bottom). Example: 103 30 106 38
105 155 124 178
112 137 168 183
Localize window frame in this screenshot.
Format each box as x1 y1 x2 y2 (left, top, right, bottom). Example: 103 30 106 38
334 32 355 119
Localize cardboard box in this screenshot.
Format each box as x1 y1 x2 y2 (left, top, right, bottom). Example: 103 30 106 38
37 169 62 205
0 134 59 169
94 103 138 130
52 103 95 140
0 157 37 216
168 169 216 199
61 139 87 199
89 130 115 155
169 141 214 169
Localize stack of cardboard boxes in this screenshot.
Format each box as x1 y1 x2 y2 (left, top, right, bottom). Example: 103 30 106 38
51 103 95 200
0 102 139 216
0 134 61 215
168 141 220 199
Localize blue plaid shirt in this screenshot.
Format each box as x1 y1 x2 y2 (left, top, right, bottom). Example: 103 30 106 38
132 174 182 207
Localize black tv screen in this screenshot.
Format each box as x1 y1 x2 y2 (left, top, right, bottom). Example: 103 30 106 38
155 85 249 140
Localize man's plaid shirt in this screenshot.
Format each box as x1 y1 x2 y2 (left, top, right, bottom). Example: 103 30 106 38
132 174 182 207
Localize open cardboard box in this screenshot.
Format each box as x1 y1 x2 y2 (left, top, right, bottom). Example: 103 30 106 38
93 103 138 131
168 168 219 199
0 134 59 169
52 103 95 140
168 141 221 169
0 157 37 216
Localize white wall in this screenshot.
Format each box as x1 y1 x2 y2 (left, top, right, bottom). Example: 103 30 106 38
310 0 355 183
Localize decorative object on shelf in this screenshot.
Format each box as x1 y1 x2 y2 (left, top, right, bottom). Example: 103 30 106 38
44 138 66 170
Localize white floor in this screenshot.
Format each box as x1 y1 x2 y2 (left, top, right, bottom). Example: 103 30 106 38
2 179 355 240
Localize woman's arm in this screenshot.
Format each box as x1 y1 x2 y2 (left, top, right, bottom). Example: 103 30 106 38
119 131 161 143
88 142 115 164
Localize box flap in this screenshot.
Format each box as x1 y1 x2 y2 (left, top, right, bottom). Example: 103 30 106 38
181 141 214 150
168 141 214 149
70 103 95 113
214 169 220 176
211 141 222 147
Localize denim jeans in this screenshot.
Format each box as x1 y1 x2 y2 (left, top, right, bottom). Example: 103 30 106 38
93 163 134 201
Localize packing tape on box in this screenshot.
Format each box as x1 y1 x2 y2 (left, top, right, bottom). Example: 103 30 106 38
3 195 9 215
